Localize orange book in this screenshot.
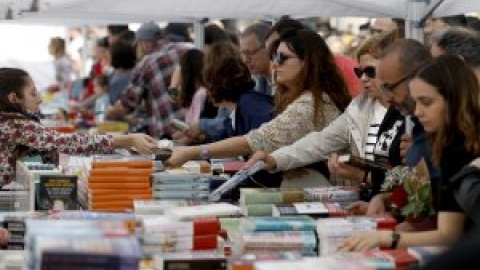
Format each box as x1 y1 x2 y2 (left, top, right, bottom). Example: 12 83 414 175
89 207 133 213
92 160 153 169
88 188 152 196
88 176 150 183
89 193 152 202
88 182 150 189
89 200 133 209
90 168 153 177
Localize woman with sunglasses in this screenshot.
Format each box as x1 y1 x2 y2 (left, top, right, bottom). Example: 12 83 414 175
246 31 398 189
340 55 480 252
166 29 351 185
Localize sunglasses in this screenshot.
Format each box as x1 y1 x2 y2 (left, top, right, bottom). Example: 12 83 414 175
271 52 299 65
353 66 376 79
380 76 408 95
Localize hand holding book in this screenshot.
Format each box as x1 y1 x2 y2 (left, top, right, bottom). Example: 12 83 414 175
328 153 369 183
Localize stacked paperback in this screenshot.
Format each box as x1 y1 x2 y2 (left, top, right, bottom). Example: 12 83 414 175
140 216 221 256
239 188 304 217
151 172 212 201
316 216 397 256
80 156 155 212
25 219 140 270
238 216 318 256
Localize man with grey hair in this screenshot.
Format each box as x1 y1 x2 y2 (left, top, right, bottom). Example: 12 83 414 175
239 22 273 95
430 27 480 80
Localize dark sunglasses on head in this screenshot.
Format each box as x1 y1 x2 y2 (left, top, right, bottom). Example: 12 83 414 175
354 66 376 79
271 52 298 65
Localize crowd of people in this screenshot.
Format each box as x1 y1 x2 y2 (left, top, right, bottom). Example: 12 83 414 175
2 15 480 267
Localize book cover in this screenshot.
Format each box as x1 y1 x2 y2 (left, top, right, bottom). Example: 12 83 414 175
36 175 79 211
153 251 226 270
338 154 387 171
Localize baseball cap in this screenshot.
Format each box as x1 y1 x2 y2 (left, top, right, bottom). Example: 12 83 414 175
135 22 163 42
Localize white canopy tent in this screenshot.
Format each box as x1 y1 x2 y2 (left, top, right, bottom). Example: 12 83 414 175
11 0 480 42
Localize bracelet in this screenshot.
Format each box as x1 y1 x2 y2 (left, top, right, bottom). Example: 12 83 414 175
199 145 209 160
390 230 401 249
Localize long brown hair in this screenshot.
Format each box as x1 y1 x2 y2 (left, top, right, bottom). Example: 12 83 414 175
178 48 205 107
275 29 351 125
412 55 480 167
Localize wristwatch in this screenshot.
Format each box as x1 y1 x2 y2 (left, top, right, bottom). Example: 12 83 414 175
390 231 401 249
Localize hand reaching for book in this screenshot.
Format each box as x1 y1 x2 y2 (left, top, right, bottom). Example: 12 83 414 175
245 151 277 172
338 230 389 252
112 133 158 154
366 194 387 216
328 153 365 182
165 146 195 167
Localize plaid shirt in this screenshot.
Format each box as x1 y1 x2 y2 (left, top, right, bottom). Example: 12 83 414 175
121 40 191 138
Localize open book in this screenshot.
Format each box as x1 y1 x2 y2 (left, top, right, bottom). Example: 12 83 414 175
338 154 387 171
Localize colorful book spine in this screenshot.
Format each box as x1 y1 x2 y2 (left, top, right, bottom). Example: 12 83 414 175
141 234 218 251
304 186 360 202
241 231 317 250
142 217 220 236
241 216 316 232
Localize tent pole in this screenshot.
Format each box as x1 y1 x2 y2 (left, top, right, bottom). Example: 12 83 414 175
406 0 428 42
194 19 205 50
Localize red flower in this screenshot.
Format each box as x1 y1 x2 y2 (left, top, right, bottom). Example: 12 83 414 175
391 185 408 209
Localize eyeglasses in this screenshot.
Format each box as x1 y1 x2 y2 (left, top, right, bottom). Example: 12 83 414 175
353 66 376 79
380 76 408 95
240 46 264 59
271 52 299 65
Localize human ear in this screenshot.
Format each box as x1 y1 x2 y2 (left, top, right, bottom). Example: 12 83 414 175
7 92 20 104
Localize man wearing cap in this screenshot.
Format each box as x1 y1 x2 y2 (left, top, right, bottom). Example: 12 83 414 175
106 22 192 139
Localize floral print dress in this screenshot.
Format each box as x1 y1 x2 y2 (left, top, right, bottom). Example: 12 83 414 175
0 113 114 186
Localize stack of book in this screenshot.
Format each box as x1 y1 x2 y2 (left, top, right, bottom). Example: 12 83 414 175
15 161 62 211
238 216 318 256
272 201 347 218
82 157 155 212
239 188 304 217
153 250 227 270
1 215 26 250
140 216 221 257
50 211 138 234
164 203 242 221
0 190 29 212
151 172 212 201
304 186 360 206
25 219 136 270
316 216 396 256
133 200 188 215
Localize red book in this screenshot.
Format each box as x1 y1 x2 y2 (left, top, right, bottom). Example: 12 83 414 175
365 249 418 268
193 217 220 235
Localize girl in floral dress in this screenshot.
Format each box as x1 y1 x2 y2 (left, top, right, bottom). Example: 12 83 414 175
0 68 158 186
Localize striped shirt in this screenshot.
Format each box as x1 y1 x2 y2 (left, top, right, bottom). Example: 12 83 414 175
365 102 387 160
